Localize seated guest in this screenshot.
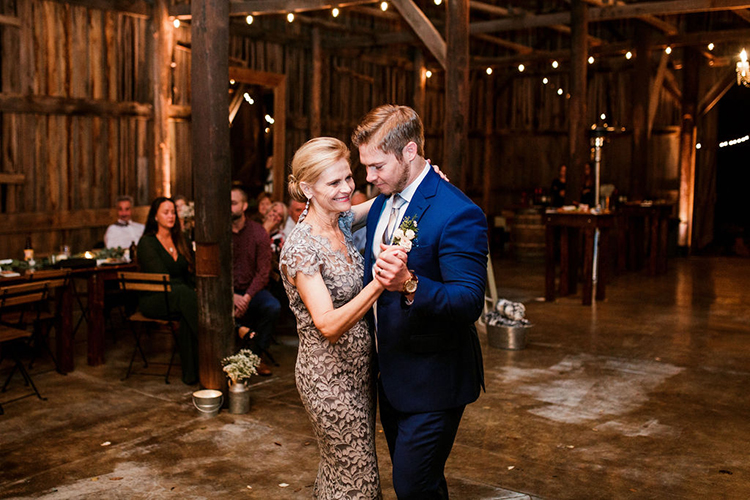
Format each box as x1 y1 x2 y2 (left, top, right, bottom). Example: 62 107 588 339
550 164 567 208
282 199 307 239
251 191 273 223
231 187 280 376
104 195 145 250
137 197 199 385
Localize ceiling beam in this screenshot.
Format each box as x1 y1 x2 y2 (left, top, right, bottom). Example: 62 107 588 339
732 8 750 22
473 33 533 54
44 0 151 17
698 68 738 116
470 0 750 35
390 0 446 69
583 0 679 35
170 0 376 17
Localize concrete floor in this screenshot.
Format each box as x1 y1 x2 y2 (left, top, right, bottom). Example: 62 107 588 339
1 255 749 499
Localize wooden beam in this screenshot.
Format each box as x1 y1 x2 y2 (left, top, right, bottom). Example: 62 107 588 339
648 50 669 139
444 0 469 185
678 46 700 249
0 207 149 235
171 0 376 17
45 0 151 17
470 0 750 35
631 23 651 200
698 68 737 117
311 27 322 138
391 0 446 70
583 0 679 34
229 67 285 87
412 48 426 117
0 173 25 185
733 8 750 22
0 14 20 27
473 33 533 54
569 0 588 207
153 0 173 200
0 93 153 117
192 0 233 390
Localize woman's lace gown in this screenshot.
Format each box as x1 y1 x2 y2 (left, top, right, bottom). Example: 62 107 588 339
280 212 381 499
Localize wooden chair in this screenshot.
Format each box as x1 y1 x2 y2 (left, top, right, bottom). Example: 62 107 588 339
0 281 50 405
26 269 71 372
117 272 180 384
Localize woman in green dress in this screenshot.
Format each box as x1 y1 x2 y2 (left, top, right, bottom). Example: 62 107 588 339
137 197 199 385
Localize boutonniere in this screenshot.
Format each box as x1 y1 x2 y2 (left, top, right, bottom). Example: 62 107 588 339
392 216 418 252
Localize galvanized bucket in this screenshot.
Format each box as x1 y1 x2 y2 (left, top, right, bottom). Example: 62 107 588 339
487 325 530 350
192 389 223 418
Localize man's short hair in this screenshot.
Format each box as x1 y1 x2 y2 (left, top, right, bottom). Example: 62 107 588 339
351 104 424 160
116 195 134 206
232 186 249 203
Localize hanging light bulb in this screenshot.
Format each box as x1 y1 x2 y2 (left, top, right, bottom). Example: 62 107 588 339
425 70 432 79
173 19 180 28
737 49 750 86
434 0 442 4
600 113 606 120
287 12 295 22
665 46 672 55
625 51 633 60
707 42 714 51
380 1 388 11
542 77 549 85
332 7 340 17
485 67 492 75
518 64 525 72
588 56 595 64
557 88 564 95
265 114 275 124
246 15 253 24
243 93 254 104
552 60 559 69
229 79 236 85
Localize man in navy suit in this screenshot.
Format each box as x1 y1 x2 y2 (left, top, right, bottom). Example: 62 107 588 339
353 105 488 499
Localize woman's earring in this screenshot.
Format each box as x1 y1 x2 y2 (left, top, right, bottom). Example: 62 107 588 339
299 199 310 221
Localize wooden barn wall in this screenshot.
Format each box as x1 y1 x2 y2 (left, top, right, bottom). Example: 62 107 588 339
0 0 152 258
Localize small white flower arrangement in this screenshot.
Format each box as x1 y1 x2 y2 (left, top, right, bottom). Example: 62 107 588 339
392 216 418 252
485 299 531 327
222 349 261 384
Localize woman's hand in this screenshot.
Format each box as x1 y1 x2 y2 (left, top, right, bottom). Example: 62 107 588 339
374 245 410 292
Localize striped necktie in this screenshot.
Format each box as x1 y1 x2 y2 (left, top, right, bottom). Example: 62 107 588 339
382 194 406 245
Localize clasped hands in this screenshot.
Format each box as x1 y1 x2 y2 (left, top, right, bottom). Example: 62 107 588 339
234 293 251 317
374 244 411 292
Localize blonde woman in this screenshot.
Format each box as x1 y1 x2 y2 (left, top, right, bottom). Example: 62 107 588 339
280 137 404 498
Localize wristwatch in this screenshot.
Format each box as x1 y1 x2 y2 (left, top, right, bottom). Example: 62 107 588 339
401 270 418 295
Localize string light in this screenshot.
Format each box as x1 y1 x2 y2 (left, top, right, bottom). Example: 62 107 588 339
332 7 339 17
552 60 559 69
287 12 295 22
518 64 525 72
173 19 180 28
707 42 714 51
380 1 388 11
557 88 564 95
600 113 606 120
425 70 432 78
695 143 701 149
625 51 633 60
243 93 254 104
719 135 749 147
588 56 595 64
434 0 442 4
542 77 549 85
486 67 493 75
229 79 236 85
265 127 270 134
246 15 253 24
665 46 672 55
265 114 275 124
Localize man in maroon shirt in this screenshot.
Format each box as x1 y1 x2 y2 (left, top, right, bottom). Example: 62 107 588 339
231 187 280 376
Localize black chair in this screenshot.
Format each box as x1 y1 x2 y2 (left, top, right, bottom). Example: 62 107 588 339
0 281 50 406
26 269 71 372
117 272 180 384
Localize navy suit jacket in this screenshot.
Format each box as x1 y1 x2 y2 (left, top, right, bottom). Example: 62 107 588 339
364 168 488 413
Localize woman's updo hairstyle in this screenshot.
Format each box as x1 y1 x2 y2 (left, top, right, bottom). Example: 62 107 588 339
288 137 350 202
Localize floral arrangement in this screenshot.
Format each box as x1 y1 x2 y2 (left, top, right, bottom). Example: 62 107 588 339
222 349 261 384
484 299 531 328
392 216 418 252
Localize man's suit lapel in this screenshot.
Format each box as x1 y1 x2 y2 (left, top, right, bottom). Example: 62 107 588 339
403 167 440 228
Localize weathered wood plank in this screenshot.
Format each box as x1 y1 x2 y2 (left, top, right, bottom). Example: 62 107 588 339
444 0 469 184
391 0 446 70
0 93 153 116
45 0 151 18
0 206 150 234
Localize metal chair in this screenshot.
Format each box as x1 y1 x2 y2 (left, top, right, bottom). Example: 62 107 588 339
0 281 50 405
26 269 71 372
117 272 180 384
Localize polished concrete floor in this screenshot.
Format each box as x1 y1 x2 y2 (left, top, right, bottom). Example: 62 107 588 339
1 255 749 499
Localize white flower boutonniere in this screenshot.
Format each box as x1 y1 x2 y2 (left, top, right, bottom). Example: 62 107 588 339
392 216 418 252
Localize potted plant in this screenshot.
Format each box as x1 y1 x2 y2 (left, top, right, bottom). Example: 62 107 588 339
221 348 261 414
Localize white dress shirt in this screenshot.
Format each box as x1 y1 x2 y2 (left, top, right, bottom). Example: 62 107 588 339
104 220 145 249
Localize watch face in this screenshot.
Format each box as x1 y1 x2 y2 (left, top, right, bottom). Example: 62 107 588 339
405 279 417 293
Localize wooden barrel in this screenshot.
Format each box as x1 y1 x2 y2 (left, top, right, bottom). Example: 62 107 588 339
512 210 545 261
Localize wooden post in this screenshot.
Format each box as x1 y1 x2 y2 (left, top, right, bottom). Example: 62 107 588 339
191 0 233 390
482 75 494 215
311 27 322 138
631 24 651 201
153 0 172 199
569 0 588 205
444 0 469 186
412 48 426 117
677 47 699 250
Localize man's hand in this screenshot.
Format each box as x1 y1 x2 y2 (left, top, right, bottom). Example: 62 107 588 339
374 244 410 292
234 293 251 318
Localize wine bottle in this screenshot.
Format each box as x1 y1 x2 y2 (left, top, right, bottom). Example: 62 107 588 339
24 236 34 262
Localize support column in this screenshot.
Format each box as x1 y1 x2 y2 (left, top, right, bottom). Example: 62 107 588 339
311 27 322 138
631 24 651 201
569 0 588 204
444 0 469 186
482 75 494 215
153 0 173 199
191 0 233 390
678 47 699 250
